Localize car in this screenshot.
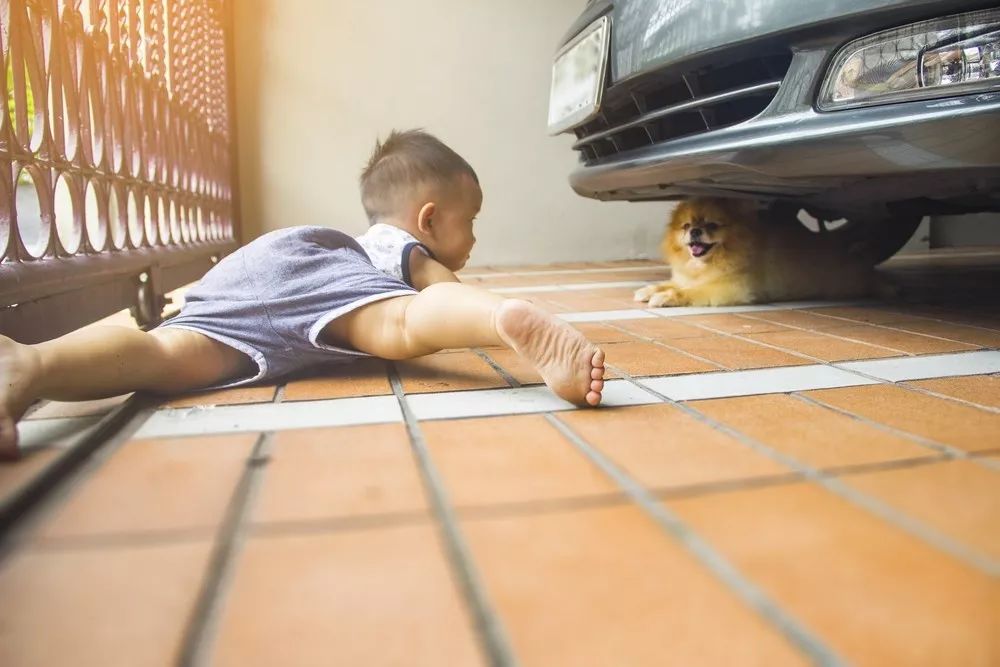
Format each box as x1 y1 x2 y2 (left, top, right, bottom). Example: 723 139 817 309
547 0 1000 260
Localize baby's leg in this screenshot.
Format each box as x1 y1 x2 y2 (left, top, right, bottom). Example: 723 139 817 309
323 282 605 407
0 327 254 459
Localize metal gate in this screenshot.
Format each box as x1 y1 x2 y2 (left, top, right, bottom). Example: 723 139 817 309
0 0 238 343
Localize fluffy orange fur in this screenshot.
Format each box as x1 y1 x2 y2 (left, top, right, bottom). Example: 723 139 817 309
634 199 878 307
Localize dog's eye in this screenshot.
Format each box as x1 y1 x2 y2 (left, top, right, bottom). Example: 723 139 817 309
705 222 720 232
682 223 691 231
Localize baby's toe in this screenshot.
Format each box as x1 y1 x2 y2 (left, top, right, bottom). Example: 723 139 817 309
585 390 602 406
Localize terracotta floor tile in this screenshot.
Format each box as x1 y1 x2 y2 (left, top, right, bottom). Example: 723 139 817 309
556 269 669 284
396 351 507 393
672 483 1000 665
887 318 1000 347
546 292 637 311
421 415 618 507
572 322 639 344
844 460 1000 560
36 434 256 540
496 262 596 272
905 375 1000 409
252 424 428 524
556 405 788 489
597 259 667 268
26 394 131 420
745 329 902 362
804 385 1000 453
676 313 792 335
666 334 811 370
820 323 978 355
0 448 62 506
525 297 572 313
210 526 484 667
283 359 391 400
909 306 1000 330
746 310 850 331
461 506 807 666
164 384 277 408
0 541 212 667
478 347 542 385
804 306 912 326
614 317 706 340
583 286 648 299
478 274 570 288
603 340 719 376
690 395 933 469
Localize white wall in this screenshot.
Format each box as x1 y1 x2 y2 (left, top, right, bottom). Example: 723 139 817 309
232 0 668 266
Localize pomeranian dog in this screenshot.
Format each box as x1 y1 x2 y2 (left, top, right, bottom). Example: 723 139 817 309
634 198 880 307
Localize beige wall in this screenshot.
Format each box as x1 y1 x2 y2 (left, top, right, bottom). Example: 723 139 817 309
232 0 669 266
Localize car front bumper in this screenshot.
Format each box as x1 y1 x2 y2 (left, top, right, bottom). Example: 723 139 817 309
562 1 1000 210
570 85 1000 208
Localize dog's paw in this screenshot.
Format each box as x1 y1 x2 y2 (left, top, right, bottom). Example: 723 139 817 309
633 284 659 302
648 287 687 308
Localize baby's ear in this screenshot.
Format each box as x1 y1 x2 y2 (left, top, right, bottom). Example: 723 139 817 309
416 202 436 234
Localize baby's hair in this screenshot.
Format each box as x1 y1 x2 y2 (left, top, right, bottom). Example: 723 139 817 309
360 129 478 224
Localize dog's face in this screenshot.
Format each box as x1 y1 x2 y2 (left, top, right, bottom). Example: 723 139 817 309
662 199 758 276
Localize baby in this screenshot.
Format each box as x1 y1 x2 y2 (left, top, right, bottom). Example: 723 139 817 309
0 130 605 458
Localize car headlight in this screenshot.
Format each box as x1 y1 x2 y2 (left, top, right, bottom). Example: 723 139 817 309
819 8 1000 111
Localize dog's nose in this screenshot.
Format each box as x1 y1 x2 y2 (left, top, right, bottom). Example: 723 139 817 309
689 227 703 239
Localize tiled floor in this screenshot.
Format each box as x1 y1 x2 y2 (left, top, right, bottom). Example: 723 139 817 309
3 252 1000 666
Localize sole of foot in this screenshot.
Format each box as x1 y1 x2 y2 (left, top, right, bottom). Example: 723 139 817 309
495 299 605 407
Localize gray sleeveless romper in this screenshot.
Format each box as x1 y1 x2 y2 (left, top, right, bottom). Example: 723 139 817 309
160 225 424 388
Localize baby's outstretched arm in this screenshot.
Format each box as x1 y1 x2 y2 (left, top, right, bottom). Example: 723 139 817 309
408 251 460 290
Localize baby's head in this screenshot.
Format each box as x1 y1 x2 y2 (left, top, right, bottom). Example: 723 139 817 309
360 129 482 271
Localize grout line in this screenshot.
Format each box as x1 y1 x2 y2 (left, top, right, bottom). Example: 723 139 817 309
25 527 220 552
0 396 159 559
892 383 1000 414
490 280 649 295
604 364 1000 577
696 313 1000 415
803 305 1000 336
388 364 518 667
662 314 908 364
131 350 1000 437
543 411 846 666
734 313 912 356
247 510 433 539
602 321 730 371
791 393 1000 473
795 310 986 349
472 348 522 388
181 431 275 667
460 265 668 279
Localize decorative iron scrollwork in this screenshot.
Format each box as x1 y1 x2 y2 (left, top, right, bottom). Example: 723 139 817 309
0 0 234 263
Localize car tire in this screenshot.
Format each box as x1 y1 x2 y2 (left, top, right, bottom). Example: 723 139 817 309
767 203 923 264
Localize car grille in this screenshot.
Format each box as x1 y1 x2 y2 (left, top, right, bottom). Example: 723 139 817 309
573 52 793 162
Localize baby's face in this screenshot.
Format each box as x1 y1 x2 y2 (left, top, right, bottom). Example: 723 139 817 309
430 175 482 271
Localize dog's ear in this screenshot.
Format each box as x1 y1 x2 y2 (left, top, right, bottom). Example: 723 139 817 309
669 200 692 225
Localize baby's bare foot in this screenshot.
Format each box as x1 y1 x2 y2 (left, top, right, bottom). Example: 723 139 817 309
0 335 41 460
494 299 605 407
